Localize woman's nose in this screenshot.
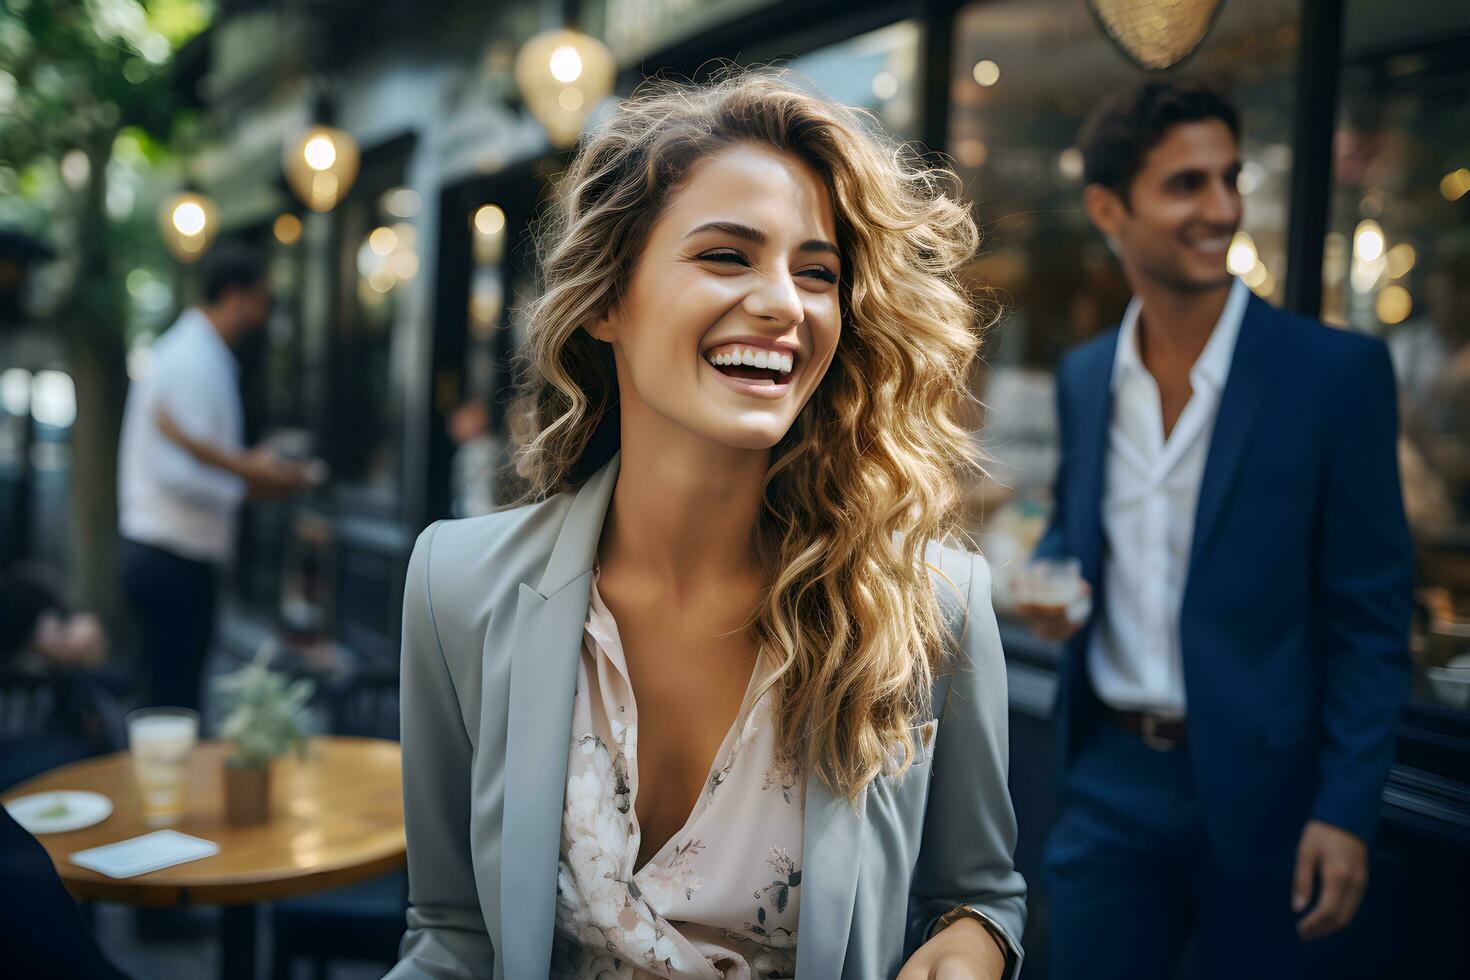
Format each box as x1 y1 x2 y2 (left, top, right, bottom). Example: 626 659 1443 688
743 270 805 327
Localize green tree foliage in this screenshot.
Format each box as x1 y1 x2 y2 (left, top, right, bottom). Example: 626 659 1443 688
0 0 211 615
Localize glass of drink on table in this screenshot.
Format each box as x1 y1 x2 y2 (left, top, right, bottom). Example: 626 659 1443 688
126 707 199 827
1012 557 1091 625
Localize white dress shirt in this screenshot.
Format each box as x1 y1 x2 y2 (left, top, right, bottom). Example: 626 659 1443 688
1087 278 1249 717
118 308 246 564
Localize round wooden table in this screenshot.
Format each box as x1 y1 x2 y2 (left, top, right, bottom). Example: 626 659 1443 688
2 736 405 980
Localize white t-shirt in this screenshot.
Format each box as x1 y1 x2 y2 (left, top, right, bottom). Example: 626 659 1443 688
118 309 246 564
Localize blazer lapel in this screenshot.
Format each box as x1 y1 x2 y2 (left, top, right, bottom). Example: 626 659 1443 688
1188 299 1276 577
1073 336 1117 588
794 774 867 977
498 453 621 978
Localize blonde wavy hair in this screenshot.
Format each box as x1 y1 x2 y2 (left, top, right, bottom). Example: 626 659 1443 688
509 68 988 799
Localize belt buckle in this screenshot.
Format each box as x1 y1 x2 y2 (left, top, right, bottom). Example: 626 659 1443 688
1140 715 1178 752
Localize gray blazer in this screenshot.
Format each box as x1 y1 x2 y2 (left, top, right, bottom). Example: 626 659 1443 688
387 453 1026 980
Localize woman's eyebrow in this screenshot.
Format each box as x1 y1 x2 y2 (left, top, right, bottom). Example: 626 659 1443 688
683 220 839 258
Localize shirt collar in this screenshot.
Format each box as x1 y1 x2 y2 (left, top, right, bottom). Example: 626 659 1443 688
182 307 241 377
1111 276 1249 394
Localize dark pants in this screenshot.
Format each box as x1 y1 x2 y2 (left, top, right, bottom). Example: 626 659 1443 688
1043 721 1372 980
121 540 216 712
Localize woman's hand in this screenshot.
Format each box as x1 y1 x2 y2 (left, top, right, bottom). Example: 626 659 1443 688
896 917 1006 980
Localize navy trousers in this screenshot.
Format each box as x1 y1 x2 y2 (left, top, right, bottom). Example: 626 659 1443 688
121 540 217 712
1043 721 1376 980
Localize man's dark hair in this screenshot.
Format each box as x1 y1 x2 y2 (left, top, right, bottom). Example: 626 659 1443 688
1078 81 1240 202
199 239 266 304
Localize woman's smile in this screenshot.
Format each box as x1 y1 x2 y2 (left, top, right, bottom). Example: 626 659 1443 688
700 337 802 400
701 353 796 400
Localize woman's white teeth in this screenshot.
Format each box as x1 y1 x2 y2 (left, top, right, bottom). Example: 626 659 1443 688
706 347 794 374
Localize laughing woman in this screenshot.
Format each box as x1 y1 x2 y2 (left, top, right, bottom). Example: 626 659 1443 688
386 70 1025 980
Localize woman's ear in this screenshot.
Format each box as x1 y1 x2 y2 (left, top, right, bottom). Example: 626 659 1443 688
586 308 619 343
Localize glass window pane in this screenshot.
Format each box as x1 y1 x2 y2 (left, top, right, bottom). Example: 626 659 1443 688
947 0 1301 546
781 20 923 142
1329 2 1470 715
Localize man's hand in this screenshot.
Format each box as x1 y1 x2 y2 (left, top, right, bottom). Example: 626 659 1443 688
157 407 320 499
240 448 316 499
1014 581 1091 643
1293 819 1368 940
896 917 1006 980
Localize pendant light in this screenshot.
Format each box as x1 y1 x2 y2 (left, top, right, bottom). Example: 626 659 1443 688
283 121 359 213
1087 0 1225 71
158 189 219 263
284 78 360 213
514 25 615 149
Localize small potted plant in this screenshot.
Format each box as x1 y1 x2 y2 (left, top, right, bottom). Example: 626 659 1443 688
213 644 317 826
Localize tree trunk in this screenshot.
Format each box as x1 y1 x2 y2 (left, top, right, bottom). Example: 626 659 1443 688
65 330 127 620
61 132 127 622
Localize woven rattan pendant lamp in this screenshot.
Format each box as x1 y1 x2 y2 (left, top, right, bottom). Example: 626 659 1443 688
1088 0 1227 71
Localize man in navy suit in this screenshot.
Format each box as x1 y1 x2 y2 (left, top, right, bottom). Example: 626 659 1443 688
1020 82 1413 978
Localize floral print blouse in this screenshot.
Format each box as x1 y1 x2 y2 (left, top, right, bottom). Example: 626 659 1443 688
551 567 805 980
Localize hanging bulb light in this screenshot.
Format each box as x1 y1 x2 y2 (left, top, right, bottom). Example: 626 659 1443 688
1087 0 1224 71
284 123 360 213
158 190 219 263
514 28 615 149
472 203 508 265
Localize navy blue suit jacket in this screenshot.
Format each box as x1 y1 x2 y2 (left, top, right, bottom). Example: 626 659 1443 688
1035 293 1413 868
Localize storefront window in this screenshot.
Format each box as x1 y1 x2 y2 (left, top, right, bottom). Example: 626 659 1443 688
328 156 417 514
946 0 1301 566
1328 2 1470 715
264 215 306 428
779 19 922 143
235 223 307 613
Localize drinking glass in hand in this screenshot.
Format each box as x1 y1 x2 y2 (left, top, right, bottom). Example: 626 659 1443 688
1012 557 1091 639
126 707 199 827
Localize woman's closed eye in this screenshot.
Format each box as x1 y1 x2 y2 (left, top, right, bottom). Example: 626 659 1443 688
696 249 839 285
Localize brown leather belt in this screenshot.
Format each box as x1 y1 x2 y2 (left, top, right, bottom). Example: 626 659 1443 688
1103 706 1188 750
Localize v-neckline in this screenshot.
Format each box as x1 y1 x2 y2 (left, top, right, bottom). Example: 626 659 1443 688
587 567 765 879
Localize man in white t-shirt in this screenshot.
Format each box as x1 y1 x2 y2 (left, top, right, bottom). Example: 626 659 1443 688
118 241 314 710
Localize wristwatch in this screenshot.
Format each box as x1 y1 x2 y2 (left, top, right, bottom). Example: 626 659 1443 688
930 904 1018 973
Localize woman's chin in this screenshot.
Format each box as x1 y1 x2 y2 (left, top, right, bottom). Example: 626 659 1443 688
698 416 792 452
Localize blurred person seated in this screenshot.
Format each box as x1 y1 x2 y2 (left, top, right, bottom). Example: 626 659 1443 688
0 567 127 790
446 400 510 517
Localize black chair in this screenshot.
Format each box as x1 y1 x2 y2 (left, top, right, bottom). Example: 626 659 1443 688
324 667 400 742
0 669 60 737
269 668 408 979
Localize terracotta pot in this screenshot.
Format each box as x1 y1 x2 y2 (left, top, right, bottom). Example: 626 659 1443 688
223 760 272 826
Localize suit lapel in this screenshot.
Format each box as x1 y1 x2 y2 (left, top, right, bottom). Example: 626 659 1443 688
1188 299 1275 577
1073 336 1117 588
794 773 866 977
497 453 621 978
499 581 589 977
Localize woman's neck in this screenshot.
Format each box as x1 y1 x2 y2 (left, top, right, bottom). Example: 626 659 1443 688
598 418 768 602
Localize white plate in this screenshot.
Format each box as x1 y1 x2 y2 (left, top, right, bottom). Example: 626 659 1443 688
5 790 114 834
